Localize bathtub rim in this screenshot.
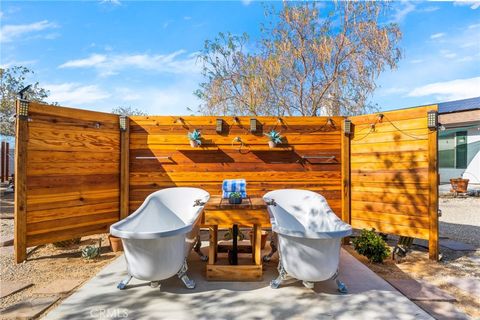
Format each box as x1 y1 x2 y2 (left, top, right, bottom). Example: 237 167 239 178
110 187 210 240
263 189 352 239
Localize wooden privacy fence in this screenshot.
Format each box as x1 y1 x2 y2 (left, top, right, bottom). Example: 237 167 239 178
14 101 439 262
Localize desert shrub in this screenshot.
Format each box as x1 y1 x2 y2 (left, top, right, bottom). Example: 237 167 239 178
352 229 390 263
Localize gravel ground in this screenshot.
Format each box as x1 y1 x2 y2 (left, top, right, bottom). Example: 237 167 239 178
439 197 480 247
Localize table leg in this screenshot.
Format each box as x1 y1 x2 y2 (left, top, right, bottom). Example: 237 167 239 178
254 225 262 265
231 224 238 265
208 225 218 265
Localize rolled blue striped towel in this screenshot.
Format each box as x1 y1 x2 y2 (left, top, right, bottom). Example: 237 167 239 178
222 179 247 198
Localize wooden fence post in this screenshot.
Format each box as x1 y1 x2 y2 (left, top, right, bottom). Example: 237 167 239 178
428 109 439 261
15 99 28 263
1 141 5 182
341 119 351 244
119 115 130 219
6 142 9 181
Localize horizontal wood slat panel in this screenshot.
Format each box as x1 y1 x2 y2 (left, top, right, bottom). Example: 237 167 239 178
351 219 429 239
129 116 343 219
349 105 437 241
24 102 120 249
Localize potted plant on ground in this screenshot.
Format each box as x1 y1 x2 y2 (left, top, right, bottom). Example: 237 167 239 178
228 191 243 204
450 177 469 193
108 234 123 252
187 129 202 148
265 130 283 148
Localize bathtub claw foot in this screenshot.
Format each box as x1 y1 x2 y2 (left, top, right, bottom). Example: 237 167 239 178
336 279 348 294
263 232 278 263
150 281 161 289
194 235 208 262
177 260 196 289
302 281 315 289
117 275 132 290
270 262 287 289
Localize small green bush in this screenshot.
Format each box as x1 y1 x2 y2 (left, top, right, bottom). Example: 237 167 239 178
352 229 390 263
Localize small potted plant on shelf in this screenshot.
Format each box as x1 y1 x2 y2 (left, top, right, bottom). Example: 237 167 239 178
450 177 469 193
228 192 243 204
265 130 283 148
187 129 202 148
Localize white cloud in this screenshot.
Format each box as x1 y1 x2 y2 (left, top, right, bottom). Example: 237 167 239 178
0 59 36 69
60 54 107 68
100 0 121 5
392 2 416 23
242 0 253 6
408 77 480 101
440 50 458 59
453 0 480 9
430 33 445 39
44 83 110 106
183 16 192 20
59 51 201 76
0 20 57 42
469 23 480 28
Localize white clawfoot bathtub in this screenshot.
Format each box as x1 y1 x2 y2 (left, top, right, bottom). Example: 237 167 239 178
263 189 352 292
110 187 210 290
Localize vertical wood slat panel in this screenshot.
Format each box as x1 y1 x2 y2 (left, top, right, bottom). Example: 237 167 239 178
15 100 28 263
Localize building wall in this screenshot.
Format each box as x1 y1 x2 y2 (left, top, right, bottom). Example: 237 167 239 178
440 126 480 184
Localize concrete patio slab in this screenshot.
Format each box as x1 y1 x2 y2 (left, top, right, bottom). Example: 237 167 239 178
439 239 476 251
31 279 83 296
44 249 432 320
385 279 456 301
414 238 477 251
0 281 33 299
0 296 60 319
414 301 469 320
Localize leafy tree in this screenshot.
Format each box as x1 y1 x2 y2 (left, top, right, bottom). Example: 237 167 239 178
111 106 147 116
0 66 49 136
196 2 401 116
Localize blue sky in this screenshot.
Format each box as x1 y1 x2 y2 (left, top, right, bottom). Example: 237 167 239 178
1 0 479 115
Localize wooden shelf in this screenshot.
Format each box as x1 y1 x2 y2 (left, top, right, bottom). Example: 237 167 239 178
250 146 295 151
176 146 220 151
206 264 263 281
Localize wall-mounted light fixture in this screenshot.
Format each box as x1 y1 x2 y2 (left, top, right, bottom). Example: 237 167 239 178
216 118 224 133
427 110 438 130
119 116 127 131
377 114 384 122
343 119 352 135
250 118 258 133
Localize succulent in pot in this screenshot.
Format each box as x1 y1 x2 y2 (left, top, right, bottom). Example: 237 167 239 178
228 192 243 204
265 130 283 148
187 129 202 148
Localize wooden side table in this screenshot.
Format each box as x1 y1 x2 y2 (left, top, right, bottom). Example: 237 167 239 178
202 196 271 281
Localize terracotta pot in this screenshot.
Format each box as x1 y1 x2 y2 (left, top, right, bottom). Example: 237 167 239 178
268 141 276 148
109 235 123 252
190 140 199 148
450 178 469 193
249 230 268 249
